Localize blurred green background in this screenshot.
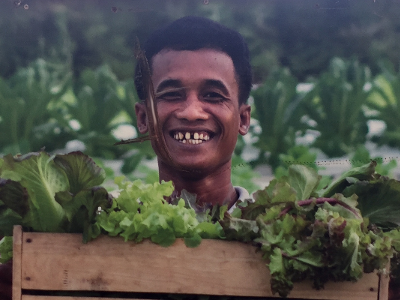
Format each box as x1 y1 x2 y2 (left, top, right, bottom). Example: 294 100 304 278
1 0 400 191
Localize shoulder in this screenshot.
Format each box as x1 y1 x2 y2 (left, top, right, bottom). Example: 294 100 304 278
228 186 254 214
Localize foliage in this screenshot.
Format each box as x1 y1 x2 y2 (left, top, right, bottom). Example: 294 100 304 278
367 61 400 148
0 150 111 251
0 59 72 154
250 68 307 170
231 154 262 193
2 1 400 81
0 236 12 264
302 58 370 157
222 163 400 297
350 145 397 177
59 65 128 159
113 79 157 174
95 177 224 248
274 145 319 178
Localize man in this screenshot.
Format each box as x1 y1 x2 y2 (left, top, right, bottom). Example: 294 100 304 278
134 16 253 211
0 16 253 300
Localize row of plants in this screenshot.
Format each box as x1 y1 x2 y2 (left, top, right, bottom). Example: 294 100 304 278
1 57 399 190
249 58 400 171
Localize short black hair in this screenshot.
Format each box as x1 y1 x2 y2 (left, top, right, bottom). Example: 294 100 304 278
134 16 252 105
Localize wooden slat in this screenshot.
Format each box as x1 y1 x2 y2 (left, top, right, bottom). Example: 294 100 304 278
290 272 381 300
378 265 390 300
12 225 23 300
22 296 146 300
20 233 271 297
16 230 388 299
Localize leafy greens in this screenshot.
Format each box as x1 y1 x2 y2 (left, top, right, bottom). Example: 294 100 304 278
0 150 112 261
220 162 400 297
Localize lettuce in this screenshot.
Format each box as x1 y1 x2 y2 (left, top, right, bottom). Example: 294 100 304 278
0 150 111 261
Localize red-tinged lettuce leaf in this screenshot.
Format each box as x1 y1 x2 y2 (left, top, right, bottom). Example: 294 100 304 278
54 152 106 195
287 165 320 200
342 176 400 227
0 151 69 232
320 161 377 197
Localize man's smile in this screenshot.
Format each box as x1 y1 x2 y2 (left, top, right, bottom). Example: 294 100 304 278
169 130 214 145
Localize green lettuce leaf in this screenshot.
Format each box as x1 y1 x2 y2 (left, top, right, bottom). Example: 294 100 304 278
0 151 69 232
54 152 106 195
287 165 320 200
0 236 13 263
343 175 400 226
320 161 377 197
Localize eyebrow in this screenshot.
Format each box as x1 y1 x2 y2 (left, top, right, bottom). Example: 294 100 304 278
155 79 183 93
155 79 230 96
203 79 230 96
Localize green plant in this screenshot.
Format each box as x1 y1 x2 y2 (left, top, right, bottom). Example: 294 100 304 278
113 79 157 174
231 154 262 193
0 59 72 154
350 145 397 177
367 61 400 148
303 58 370 157
250 68 307 170
273 145 331 190
61 65 128 159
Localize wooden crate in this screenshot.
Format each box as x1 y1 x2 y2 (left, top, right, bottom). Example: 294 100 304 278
12 225 389 300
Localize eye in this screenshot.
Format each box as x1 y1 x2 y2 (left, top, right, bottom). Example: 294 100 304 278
203 92 226 103
157 91 184 101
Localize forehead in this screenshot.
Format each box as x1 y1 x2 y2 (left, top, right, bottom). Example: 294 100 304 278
150 49 237 87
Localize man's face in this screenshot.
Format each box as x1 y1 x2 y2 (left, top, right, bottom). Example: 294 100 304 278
136 49 250 174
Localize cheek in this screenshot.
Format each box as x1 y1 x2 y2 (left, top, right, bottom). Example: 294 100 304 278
157 103 175 123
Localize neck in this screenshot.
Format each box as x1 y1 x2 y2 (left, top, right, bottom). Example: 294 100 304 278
158 160 238 208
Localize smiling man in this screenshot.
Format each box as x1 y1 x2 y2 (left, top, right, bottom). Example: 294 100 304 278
134 16 253 210
0 16 253 300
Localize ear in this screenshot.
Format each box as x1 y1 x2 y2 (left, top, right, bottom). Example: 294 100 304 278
238 104 251 135
135 102 149 134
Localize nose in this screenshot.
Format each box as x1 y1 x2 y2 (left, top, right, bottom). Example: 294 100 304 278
175 92 208 121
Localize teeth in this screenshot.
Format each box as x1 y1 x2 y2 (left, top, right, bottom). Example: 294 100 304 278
173 131 211 142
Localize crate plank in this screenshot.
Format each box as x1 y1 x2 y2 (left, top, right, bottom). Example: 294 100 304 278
22 297 145 300
13 225 23 300
14 227 388 300
20 232 272 297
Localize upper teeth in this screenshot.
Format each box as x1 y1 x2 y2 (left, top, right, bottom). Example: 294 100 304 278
173 131 210 143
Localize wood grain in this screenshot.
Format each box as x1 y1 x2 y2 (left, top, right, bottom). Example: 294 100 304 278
22 297 145 300
15 230 388 300
12 225 22 300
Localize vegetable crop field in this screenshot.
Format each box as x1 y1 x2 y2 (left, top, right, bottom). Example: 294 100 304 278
2 0 400 298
